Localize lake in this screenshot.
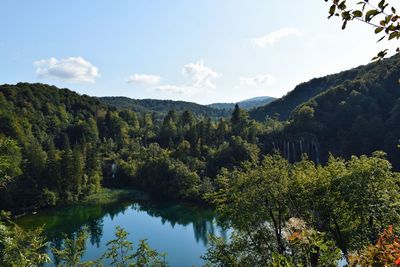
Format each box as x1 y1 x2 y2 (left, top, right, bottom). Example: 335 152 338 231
15 194 228 267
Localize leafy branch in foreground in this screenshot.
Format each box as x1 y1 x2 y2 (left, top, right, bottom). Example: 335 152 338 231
52 228 90 267
0 211 50 267
203 152 400 266
349 225 400 266
53 226 168 267
324 0 400 60
1 217 167 267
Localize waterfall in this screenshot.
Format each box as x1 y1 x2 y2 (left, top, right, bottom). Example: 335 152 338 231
286 141 290 162
299 139 303 156
292 141 296 162
268 134 321 164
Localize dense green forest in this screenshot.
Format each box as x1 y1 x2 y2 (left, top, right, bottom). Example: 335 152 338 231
251 54 400 167
0 82 264 213
1 56 400 215
250 54 400 120
1 55 400 266
99 96 230 118
100 96 275 116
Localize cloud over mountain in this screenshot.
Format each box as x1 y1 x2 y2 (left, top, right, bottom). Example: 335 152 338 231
35 57 99 83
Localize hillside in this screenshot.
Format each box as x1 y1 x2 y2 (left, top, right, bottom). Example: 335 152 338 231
249 55 400 121
208 96 276 111
99 96 229 117
0 82 262 212
262 54 400 166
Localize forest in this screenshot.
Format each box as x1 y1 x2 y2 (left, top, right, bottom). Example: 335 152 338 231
1 55 400 266
99 96 230 118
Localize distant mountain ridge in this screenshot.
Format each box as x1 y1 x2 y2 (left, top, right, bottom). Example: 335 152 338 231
208 96 276 111
99 96 276 117
99 96 230 117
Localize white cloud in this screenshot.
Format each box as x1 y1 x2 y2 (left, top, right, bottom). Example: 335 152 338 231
127 73 161 85
182 60 220 89
34 57 99 83
153 60 221 95
252 28 302 47
154 85 194 94
240 74 276 87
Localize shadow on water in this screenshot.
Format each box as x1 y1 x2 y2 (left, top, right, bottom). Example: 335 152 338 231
130 200 224 246
15 191 227 265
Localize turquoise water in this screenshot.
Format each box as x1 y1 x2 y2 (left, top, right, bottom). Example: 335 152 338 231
16 197 227 267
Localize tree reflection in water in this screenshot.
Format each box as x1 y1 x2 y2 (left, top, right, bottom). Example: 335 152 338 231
15 193 229 262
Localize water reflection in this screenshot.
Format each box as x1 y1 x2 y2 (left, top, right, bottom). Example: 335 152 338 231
16 194 227 266
130 201 220 246
88 218 103 247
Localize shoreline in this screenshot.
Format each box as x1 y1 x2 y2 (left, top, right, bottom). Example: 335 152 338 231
12 187 212 220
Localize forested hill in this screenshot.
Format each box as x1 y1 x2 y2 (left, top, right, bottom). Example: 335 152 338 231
208 96 276 111
0 82 263 213
99 96 229 117
249 54 400 121
0 83 108 146
267 53 400 166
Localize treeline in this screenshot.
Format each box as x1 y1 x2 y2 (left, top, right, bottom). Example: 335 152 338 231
2 78 400 213
99 96 230 117
0 83 266 212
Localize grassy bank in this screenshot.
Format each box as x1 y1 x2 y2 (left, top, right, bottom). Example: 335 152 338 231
81 187 150 205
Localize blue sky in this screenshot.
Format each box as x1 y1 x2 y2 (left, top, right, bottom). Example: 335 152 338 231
0 0 396 104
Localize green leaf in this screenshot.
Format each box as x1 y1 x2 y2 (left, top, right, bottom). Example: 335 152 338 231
378 0 385 10
329 5 337 18
375 27 384 34
338 1 347 10
389 31 399 40
352 10 363 17
365 9 380 22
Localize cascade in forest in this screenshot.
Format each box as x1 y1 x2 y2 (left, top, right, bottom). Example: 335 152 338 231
269 134 320 164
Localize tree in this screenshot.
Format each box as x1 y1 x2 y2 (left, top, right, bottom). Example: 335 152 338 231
324 0 400 60
0 212 50 267
103 226 167 267
52 229 89 267
0 136 22 188
289 152 400 258
44 140 61 192
180 110 195 127
231 104 244 125
141 113 155 147
207 154 291 265
85 143 102 194
159 110 178 147
205 152 400 266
